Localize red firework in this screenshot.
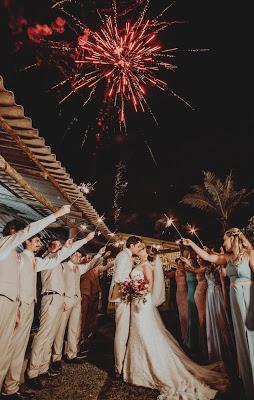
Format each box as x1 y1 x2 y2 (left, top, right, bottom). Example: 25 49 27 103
72 0 185 126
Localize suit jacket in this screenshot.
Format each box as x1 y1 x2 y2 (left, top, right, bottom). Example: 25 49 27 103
108 248 133 303
0 214 56 301
41 237 89 295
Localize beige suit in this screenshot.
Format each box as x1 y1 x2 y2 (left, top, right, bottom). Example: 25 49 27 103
0 214 56 390
27 237 89 378
53 261 93 361
3 246 79 395
109 248 133 374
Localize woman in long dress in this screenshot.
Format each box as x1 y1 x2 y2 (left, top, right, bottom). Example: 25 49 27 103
182 228 254 400
175 259 188 342
123 247 229 400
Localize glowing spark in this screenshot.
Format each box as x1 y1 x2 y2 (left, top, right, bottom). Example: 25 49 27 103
78 182 96 195
187 223 204 248
164 213 183 239
113 161 128 228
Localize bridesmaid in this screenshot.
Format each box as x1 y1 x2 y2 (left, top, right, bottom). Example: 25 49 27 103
181 256 208 361
183 228 254 399
165 258 189 343
175 259 188 343
205 261 236 369
181 253 199 356
195 256 208 360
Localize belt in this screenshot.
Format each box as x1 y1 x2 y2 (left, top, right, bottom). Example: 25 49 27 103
230 280 254 287
42 291 64 296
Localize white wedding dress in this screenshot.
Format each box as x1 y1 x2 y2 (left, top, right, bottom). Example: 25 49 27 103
123 266 229 400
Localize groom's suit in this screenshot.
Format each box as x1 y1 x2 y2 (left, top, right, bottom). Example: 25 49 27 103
109 248 132 374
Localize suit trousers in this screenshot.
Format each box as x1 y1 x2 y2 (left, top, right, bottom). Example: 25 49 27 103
27 294 64 378
114 302 130 374
4 302 34 394
0 296 18 390
82 293 100 342
53 297 81 361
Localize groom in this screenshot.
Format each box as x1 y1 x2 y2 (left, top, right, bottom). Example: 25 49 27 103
109 236 143 377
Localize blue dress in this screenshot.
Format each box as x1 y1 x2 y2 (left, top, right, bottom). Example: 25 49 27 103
205 266 236 368
226 259 254 399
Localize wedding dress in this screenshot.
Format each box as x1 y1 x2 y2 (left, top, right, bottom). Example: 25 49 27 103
123 266 229 400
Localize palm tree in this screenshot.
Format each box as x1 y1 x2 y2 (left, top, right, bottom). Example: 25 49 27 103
181 171 253 231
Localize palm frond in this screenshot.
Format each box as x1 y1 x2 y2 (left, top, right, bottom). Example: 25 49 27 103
181 194 219 215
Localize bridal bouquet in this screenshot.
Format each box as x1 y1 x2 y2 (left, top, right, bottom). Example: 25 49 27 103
119 278 149 303
130 278 149 304
119 280 132 303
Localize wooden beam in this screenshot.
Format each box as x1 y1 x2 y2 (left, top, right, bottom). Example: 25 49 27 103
0 117 113 239
0 154 79 230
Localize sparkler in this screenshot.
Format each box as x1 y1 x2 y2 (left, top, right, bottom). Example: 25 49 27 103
113 161 128 228
70 182 96 206
94 214 105 233
164 213 183 239
187 224 204 248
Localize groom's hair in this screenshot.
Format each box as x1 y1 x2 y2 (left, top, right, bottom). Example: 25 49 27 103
126 236 142 248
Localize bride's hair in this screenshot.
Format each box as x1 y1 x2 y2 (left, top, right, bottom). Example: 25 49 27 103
146 246 157 262
224 227 252 265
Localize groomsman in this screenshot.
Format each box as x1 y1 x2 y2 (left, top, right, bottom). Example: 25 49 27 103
108 236 143 377
2 232 87 399
0 205 71 392
26 231 95 389
51 246 106 369
80 251 113 352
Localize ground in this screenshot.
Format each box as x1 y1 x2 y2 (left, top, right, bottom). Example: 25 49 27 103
21 312 244 400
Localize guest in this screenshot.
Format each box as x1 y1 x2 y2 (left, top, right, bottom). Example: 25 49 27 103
181 252 199 356
26 231 95 390
79 251 107 350
80 250 113 351
175 258 188 343
0 205 71 392
2 232 84 399
183 228 254 399
205 260 236 369
52 246 107 368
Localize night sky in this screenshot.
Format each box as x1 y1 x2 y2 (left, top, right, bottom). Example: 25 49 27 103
0 0 253 243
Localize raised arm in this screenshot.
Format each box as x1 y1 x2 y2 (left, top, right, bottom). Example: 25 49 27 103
37 231 95 272
181 239 229 266
0 205 71 260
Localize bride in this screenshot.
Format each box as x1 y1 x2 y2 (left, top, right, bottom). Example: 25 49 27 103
123 246 229 400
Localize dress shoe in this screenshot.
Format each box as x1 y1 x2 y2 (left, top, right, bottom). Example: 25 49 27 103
77 351 88 359
25 377 44 390
64 357 87 364
50 361 62 372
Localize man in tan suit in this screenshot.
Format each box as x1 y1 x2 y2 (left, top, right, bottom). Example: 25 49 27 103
2 231 88 398
51 246 106 369
0 205 71 392
109 236 143 376
26 231 95 389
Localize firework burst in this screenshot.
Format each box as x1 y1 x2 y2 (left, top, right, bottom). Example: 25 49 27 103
73 0 188 127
